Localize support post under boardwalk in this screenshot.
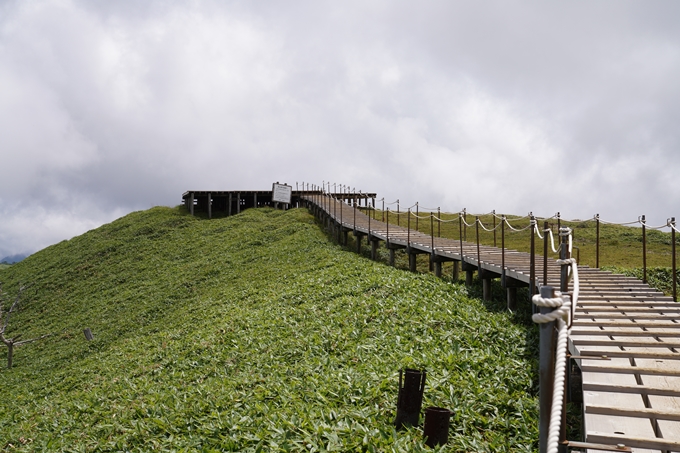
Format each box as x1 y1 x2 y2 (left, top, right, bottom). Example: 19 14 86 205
355 233 362 254
465 269 474 286
370 238 379 261
434 260 442 277
452 261 459 282
507 287 517 311
409 251 417 272
482 278 492 301
389 248 395 267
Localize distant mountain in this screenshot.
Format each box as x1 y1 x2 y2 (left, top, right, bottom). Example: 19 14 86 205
0 253 29 264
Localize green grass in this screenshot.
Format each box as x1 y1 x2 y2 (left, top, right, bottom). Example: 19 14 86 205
0 206 539 452
0 264 10 271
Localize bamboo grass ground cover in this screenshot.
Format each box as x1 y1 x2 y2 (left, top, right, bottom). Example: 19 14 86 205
0 207 538 452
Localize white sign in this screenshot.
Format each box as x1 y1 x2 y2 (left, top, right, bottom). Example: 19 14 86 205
272 183 292 204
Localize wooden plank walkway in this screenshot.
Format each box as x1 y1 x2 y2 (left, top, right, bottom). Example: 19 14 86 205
306 196 680 452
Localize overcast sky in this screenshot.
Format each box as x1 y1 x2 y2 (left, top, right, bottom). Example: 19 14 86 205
2 0 680 258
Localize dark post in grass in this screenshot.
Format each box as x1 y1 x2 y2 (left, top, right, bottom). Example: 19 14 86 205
395 368 426 429
642 215 647 283
423 407 451 447
437 207 441 238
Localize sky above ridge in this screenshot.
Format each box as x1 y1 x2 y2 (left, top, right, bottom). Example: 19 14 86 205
1 0 680 258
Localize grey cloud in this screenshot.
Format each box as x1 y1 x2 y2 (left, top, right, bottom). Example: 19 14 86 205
1 0 679 257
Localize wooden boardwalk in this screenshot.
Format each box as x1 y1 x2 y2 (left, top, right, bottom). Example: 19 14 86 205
305 196 680 453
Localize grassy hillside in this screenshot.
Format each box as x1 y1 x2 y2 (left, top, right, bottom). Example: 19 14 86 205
0 207 538 452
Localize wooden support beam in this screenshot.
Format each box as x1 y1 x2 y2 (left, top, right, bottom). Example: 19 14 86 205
483 278 492 301
465 269 474 286
507 287 517 311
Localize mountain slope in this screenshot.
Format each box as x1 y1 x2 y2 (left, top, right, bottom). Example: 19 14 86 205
0 206 538 452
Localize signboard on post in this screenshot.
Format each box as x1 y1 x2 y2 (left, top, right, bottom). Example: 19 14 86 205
272 182 292 204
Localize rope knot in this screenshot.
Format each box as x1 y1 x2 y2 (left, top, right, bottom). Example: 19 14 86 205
531 292 571 324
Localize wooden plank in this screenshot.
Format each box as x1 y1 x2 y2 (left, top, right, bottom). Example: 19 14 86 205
580 364 680 377
587 432 680 450
586 404 680 421
582 382 680 398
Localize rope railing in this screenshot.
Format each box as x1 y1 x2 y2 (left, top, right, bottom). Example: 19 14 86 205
532 227 579 453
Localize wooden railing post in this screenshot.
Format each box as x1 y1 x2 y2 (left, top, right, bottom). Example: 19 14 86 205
596 214 600 269
397 200 400 226
463 208 467 241
476 216 481 272
543 221 549 286
642 215 647 283
673 217 677 302
530 215 536 296
407 208 411 248
437 207 441 238
493 210 497 247
430 212 434 252
416 202 419 231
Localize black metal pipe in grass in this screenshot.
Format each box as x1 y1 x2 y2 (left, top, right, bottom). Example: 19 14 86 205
394 368 426 429
423 407 451 448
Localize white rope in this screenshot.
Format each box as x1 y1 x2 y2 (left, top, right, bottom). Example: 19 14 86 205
461 216 475 227
504 218 533 232
477 218 502 232
547 229 559 254
533 221 543 240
